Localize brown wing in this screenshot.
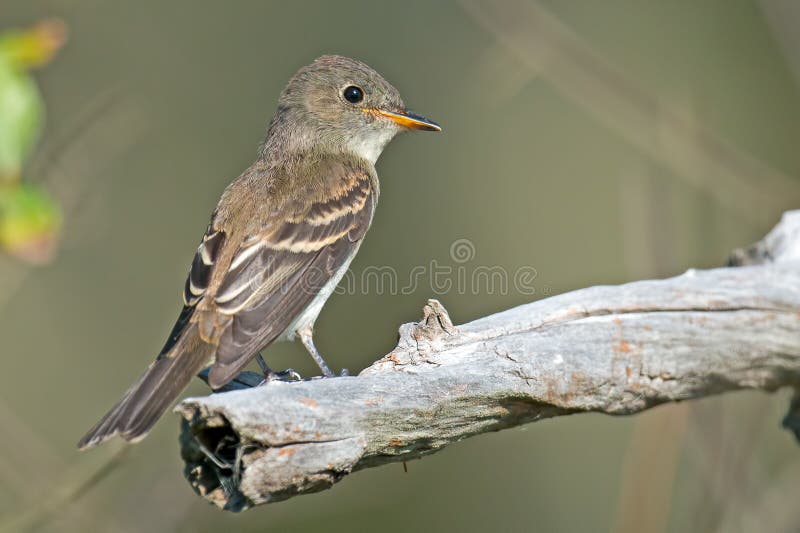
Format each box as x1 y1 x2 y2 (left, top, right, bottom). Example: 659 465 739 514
204 166 375 388
157 223 225 357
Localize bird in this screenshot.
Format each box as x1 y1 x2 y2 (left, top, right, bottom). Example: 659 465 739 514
78 55 440 450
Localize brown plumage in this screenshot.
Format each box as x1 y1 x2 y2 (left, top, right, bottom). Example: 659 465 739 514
78 55 440 450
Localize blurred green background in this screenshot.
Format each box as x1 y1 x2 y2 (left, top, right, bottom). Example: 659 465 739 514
2 1 800 531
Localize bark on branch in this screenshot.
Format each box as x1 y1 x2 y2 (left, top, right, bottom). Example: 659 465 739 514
176 211 800 512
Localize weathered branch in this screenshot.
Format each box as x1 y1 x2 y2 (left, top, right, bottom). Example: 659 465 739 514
177 211 800 511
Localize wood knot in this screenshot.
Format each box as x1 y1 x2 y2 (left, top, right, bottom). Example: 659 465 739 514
360 299 459 374
412 299 458 341
398 299 458 361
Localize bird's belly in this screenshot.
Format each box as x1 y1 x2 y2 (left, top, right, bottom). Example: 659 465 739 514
277 243 361 341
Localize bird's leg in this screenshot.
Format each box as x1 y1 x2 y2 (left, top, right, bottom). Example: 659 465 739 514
255 354 301 385
298 326 347 377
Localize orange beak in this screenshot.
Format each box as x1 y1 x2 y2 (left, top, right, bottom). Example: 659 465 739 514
368 108 442 132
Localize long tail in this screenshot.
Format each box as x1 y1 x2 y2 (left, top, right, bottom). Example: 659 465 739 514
77 333 213 450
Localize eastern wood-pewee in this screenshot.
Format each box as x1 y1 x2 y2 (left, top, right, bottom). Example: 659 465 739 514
78 55 440 449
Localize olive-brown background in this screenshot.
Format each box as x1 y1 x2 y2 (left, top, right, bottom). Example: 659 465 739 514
2 1 799 532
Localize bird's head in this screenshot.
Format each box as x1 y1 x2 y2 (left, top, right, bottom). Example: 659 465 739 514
267 55 440 164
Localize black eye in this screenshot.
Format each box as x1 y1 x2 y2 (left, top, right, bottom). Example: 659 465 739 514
343 85 364 104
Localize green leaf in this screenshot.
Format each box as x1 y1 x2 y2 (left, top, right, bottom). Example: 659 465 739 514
0 53 43 180
0 183 61 263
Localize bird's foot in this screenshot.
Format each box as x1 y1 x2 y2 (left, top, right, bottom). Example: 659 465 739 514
257 368 302 386
298 326 350 378
255 354 301 385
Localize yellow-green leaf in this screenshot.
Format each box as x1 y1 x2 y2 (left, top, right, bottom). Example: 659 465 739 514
0 183 61 263
0 53 42 181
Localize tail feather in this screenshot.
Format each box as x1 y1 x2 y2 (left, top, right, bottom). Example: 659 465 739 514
78 335 213 450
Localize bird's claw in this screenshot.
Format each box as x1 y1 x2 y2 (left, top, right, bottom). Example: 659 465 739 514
277 368 303 381
257 368 302 386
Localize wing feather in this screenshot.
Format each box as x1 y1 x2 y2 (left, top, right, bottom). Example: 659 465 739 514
207 165 375 387
158 225 225 357
209 185 374 386
159 160 375 389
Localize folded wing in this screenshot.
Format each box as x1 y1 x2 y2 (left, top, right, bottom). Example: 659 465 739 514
205 164 375 387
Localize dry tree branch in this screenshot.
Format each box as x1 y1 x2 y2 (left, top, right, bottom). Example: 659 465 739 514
177 211 800 512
